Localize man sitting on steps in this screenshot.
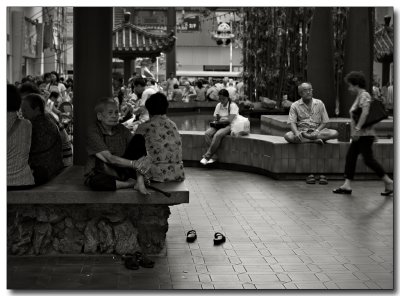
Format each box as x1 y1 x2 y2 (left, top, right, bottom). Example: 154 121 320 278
284 82 338 144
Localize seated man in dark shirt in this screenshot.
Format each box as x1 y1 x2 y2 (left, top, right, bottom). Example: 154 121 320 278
84 97 151 194
20 93 64 185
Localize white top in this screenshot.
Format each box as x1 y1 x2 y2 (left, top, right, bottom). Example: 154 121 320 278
226 86 237 100
136 87 157 124
213 101 239 121
167 77 179 91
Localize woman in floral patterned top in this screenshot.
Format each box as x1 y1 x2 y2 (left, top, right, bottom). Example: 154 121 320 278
135 92 185 182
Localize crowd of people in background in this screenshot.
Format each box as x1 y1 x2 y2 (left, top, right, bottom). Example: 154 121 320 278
7 72 74 188
112 72 246 134
8 69 393 192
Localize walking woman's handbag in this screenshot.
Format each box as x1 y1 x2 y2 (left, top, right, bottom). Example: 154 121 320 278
352 99 388 128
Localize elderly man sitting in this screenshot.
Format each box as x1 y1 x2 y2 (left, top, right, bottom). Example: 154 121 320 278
284 82 338 144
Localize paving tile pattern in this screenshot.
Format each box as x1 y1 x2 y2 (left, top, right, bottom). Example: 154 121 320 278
7 168 393 290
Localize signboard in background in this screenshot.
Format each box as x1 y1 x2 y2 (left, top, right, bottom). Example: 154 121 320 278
22 17 42 58
177 15 200 32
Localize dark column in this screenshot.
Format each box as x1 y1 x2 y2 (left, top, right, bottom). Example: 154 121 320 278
339 7 374 117
381 62 390 87
124 59 131 86
166 7 176 77
307 7 335 116
73 7 113 165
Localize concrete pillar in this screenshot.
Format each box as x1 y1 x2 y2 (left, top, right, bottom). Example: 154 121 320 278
307 7 335 117
166 7 176 77
381 62 390 87
73 7 113 165
340 7 374 117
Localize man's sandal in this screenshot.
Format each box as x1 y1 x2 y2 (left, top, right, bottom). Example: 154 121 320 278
122 254 139 270
135 251 155 268
213 232 226 245
186 230 197 243
306 174 316 184
319 175 328 185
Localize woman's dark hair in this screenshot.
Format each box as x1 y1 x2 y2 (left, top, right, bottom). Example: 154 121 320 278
133 77 147 87
218 89 229 98
7 84 22 112
21 75 34 84
19 82 41 97
50 91 60 99
344 71 367 89
23 93 45 114
145 92 169 116
196 81 203 88
43 72 51 80
173 84 179 89
50 71 60 82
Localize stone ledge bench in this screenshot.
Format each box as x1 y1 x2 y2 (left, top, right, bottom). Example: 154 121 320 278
180 131 393 180
261 115 394 138
7 165 189 256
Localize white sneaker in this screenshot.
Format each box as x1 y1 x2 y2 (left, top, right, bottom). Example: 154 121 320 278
200 158 209 165
207 159 217 164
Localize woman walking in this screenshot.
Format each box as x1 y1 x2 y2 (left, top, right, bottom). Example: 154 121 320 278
333 71 393 196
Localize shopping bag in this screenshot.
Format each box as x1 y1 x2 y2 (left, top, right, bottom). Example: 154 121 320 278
231 115 250 137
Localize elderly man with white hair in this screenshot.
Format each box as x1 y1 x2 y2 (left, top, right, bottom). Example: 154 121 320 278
182 81 196 102
284 82 338 144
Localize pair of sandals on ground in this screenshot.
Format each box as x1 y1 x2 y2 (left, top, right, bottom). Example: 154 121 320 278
306 174 328 185
186 230 226 245
122 251 155 270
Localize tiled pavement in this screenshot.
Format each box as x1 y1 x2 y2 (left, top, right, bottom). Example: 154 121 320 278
7 167 394 290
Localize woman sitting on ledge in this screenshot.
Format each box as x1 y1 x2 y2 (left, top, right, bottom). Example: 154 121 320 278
7 84 35 190
135 92 185 183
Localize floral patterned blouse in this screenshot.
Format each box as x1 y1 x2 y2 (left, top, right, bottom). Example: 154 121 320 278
135 115 185 182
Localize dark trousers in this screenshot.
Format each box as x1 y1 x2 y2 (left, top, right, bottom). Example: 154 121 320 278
344 136 385 180
86 134 147 191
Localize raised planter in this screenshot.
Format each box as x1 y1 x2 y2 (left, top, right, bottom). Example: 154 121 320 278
7 166 189 256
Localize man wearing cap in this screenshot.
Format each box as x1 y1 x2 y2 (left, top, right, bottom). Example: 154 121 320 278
200 89 239 165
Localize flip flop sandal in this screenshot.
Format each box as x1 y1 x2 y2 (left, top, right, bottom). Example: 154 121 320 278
319 175 328 185
381 189 393 196
122 255 139 270
306 174 316 184
186 230 197 243
332 187 352 194
213 232 226 245
135 251 155 268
